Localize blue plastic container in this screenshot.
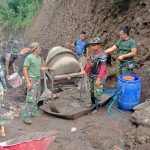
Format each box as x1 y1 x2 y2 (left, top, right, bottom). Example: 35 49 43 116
117 74 141 110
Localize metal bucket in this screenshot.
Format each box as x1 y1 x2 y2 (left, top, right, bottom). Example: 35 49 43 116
7 73 22 88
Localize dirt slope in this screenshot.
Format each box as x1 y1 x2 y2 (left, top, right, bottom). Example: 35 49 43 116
24 0 150 100
24 0 150 99
24 0 150 75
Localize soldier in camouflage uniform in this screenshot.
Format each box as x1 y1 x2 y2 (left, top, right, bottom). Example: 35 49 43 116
1 48 19 91
105 26 138 76
23 42 53 124
84 37 107 110
0 64 6 137
0 64 5 100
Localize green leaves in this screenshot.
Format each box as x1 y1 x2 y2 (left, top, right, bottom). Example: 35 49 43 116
0 0 41 31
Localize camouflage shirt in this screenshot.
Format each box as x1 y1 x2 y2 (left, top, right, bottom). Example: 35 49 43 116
115 38 137 61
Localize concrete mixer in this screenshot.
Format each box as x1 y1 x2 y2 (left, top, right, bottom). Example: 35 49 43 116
40 46 112 119
40 46 93 119
45 46 84 83
40 46 84 101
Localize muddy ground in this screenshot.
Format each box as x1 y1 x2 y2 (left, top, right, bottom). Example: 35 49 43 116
0 0 149 149
0 76 149 150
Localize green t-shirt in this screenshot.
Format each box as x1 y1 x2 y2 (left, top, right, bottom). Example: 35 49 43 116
23 54 42 78
115 38 137 55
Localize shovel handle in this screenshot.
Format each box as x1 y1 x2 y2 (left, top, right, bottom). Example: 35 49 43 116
51 76 54 101
45 71 54 80
45 70 54 101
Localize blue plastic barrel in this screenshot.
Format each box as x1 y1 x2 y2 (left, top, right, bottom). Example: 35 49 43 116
117 74 141 110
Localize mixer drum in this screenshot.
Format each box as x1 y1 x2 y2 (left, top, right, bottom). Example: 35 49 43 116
46 46 81 76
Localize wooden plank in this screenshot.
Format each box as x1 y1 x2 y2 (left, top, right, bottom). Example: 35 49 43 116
100 94 113 106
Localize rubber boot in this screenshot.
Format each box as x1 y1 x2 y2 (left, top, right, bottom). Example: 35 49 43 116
91 96 96 104
31 107 41 117
95 101 100 110
23 117 32 124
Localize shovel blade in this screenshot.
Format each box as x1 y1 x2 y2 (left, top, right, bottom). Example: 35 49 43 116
40 89 52 100
49 103 60 113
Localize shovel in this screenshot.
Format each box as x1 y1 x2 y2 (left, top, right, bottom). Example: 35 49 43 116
50 72 59 113
40 71 59 113
40 72 52 100
79 77 84 103
79 75 89 105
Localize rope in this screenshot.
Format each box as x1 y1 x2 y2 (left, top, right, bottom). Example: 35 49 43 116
103 88 123 117
107 91 124 117
102 89 123 117
103 79 131 117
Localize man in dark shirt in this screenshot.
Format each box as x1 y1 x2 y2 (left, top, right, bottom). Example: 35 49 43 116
1 48 19 90
84 37 107 109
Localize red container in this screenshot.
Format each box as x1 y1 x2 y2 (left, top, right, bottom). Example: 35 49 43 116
0 131 57 150
0 146 8 150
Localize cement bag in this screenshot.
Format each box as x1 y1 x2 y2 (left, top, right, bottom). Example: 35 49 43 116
7 72 22 88
46 46 81 76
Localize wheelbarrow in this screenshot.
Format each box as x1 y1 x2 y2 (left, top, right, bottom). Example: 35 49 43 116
0 131 57 150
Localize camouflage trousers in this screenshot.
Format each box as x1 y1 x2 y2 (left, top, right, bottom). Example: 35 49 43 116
0 65 7 89
23 78 41 118
89 75 105 108
0 65 19 89
0 83 3 106
0 83 5 125
116 61 134 76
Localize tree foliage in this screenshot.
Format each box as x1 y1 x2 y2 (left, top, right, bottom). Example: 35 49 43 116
0 0 41 31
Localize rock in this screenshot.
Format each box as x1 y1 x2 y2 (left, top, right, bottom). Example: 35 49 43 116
131 106 150 127
146 99 150 101
136 17 142 25
3 111 15 120
131 101 150 126
133 101 150 111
